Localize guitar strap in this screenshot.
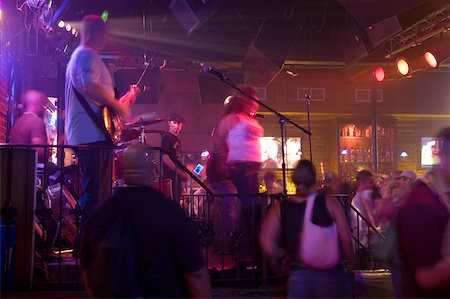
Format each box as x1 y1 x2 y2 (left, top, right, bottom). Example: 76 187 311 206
71 84 114 145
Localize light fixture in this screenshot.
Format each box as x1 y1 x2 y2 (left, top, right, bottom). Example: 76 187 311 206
373 66 385 82
423 39 450 68
57 20 65 28
200 150 209 157
396 57 410 76
424 51 438 68
286 70 299 77
400 151 408 157
65 24 71 32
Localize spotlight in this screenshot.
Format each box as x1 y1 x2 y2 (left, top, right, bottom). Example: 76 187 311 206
400 151 408 157
396 57 410 76
65 24 71 31
57 20 64 28
71 28 76 35
424 52 438 68
373 66 385 82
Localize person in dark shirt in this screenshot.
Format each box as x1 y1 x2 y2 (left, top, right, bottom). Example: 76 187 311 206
81 144 211 298
397 127 450 298
9 90 48 162
161 113 188 200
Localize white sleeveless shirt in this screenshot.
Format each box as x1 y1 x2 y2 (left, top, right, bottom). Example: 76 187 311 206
226 114 264 163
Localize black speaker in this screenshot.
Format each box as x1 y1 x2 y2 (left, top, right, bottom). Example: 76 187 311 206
336 17 369 64
197 69 244 103
242 17 300 86
366 15 402 48
114 68 165 104
337 0 427 28
0 148 36 289
168 0 223 36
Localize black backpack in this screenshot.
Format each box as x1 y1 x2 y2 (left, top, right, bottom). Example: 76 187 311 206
88 212 141 298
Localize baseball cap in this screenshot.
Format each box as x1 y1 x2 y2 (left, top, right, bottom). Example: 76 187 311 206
168 113 186 123
400 170 416 181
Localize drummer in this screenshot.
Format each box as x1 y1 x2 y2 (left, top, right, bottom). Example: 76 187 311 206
161 113 189 201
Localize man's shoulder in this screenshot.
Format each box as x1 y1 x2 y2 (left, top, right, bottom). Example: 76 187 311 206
69 46 98 64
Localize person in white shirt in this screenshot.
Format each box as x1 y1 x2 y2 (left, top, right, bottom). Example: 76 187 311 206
65 15 138 254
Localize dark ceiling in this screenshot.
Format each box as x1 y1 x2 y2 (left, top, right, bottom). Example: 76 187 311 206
4 0 450 75
52 0 449 68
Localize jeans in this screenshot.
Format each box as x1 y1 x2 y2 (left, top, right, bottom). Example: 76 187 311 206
229 161 262 261
210 180 239 254
288 267 352 298
76 141 112 212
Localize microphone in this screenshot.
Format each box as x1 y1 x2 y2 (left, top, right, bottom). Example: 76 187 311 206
201 64 228 80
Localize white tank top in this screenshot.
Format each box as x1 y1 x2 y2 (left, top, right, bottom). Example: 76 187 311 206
227 114 264 163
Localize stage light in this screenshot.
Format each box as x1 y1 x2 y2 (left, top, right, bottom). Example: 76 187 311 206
421 39 450 69
200 150 210 157
65 24 71 31
373 66 385 82
424 52 438 68
71 28 76 35
57 20 64 28
400 151 408 157
101 10 109 22
396 58 409 76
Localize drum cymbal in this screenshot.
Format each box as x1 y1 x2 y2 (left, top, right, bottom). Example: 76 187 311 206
120 127 140 142
126 113 164 127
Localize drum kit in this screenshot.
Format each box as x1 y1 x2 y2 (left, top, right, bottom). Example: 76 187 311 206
120 112 165 144
113 113 165 186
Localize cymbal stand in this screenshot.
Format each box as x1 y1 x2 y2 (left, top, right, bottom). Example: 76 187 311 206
138 125 146 144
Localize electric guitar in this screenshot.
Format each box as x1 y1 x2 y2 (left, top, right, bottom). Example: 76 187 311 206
101 63 151 144
101 84 141 145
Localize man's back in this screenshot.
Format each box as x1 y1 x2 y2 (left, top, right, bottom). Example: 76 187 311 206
81 186 205 298
65 45 113 145
10 113 47 144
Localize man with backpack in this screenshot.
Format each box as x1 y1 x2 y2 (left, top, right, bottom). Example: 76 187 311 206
80 144 211 298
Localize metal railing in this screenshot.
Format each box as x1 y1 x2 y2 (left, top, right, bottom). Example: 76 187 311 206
1 144 387 291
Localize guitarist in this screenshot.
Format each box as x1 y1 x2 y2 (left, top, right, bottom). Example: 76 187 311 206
65 15 138 255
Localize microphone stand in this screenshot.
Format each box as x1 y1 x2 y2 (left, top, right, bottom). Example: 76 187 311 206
205 70 312 194
305 95 313 163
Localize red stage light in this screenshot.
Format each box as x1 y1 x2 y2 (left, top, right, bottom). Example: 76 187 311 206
373 66 385 82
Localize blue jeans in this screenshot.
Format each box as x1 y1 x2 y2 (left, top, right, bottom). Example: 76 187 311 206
76 141 112 215
288 267 352 298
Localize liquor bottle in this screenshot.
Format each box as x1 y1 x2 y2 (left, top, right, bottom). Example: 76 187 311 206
350 148 355 162
356 147 362 162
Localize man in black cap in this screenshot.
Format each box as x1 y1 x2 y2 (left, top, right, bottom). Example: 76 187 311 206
161 113 188 200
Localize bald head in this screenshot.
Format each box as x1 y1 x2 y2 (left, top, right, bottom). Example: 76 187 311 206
23 90 47 117
123 144 152 186
81 15 107 51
